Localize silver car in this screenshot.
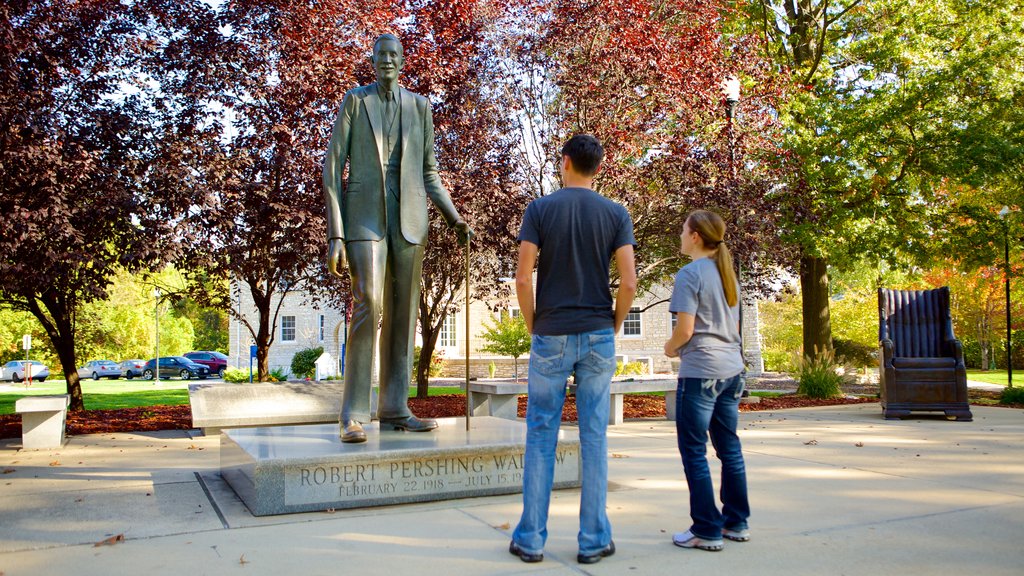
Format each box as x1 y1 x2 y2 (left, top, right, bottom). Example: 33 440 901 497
119 359 146 379
2 360 49 382
77 360 121 380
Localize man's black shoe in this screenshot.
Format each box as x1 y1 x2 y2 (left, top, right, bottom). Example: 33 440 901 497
379 415 438 432
577 540 615 564
509 541 543 563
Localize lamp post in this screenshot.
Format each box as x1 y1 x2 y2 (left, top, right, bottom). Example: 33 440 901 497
723 75 740 179
722 74 750 394
999 206 1012 388
153 287 161 383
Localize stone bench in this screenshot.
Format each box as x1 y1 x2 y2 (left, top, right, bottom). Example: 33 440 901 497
188 381 367 435
15 395 70 449
570 378 678 425
465 381 527 420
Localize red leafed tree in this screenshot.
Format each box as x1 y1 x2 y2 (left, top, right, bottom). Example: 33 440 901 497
395 1 530 396
0 1 210 410
171 0 399 380
507 0 795 296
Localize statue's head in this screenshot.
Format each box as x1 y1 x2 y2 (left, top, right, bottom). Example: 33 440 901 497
371 33 404 85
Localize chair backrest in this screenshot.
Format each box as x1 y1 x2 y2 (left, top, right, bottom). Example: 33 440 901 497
878 287 954 358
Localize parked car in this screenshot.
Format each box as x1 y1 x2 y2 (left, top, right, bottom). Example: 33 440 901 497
1 360 49 382
77 360 121 380
119 359 146 379
184 351 228 378
142 356 210 380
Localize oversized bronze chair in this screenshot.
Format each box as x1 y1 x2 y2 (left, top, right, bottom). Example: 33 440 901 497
878 287 972 421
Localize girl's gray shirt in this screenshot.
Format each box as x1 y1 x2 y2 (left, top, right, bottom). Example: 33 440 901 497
669 257 744 379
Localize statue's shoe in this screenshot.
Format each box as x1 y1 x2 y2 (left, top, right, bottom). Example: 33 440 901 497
340 420 367 443
379 415 438 432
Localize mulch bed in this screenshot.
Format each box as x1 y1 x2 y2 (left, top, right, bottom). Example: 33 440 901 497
1 390 1018 439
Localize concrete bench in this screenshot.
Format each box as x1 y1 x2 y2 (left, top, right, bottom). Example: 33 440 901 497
570 378 678 425
15 395 70 449
188 381 369 435
465 381 527 420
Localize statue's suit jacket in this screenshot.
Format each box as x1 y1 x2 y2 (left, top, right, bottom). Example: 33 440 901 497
323 83 461 245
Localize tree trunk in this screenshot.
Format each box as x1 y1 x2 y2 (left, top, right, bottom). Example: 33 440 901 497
255 301 272 382
416 327 440 399
27 297 84 410
799 253 832 360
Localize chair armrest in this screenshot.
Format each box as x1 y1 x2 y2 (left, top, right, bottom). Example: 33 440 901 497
943 338 966 365
880 339 895 367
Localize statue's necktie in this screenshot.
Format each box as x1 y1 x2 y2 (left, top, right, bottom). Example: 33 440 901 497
385 91 396 130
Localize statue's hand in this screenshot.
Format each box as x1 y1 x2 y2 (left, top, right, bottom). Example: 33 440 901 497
454 221 474 246
328 239 347 278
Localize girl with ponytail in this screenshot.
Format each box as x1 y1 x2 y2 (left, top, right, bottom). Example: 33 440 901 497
663 210 750 552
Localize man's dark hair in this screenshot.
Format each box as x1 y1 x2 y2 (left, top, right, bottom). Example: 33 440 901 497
561 134 604 176
374 33 403 55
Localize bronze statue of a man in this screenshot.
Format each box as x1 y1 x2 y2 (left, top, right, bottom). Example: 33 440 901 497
323 33 472 443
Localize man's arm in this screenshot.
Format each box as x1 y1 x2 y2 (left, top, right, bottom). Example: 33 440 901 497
613 244 637 333
664 312 695 358
515 241 539 334
323 93 355 242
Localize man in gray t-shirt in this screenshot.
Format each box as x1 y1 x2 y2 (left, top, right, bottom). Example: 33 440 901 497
668 257 743 379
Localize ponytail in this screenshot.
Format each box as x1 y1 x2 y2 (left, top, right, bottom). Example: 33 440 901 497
685 210 738 307
713 242 738 307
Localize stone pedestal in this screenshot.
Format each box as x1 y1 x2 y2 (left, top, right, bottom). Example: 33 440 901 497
221 416 580 516
15 395 69 450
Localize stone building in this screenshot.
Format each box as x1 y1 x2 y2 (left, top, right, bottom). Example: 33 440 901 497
227 279 764 380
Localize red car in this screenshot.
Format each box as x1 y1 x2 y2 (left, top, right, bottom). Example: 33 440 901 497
184 351 228 378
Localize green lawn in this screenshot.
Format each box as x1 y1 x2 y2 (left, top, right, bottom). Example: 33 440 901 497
0 379 191 415
1 381 468 415
965 370 1014 387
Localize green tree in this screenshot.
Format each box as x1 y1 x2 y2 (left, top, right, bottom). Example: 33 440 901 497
743 0 1024 361
480 314 531 382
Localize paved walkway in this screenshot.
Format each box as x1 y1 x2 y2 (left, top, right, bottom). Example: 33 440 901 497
1 403 1022 575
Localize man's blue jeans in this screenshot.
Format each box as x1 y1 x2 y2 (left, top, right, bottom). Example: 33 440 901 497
512 328 616 556
675 374 750 539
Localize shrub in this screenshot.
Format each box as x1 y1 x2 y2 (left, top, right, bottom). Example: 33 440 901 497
793 347 847 399
487 361 497 378
223 367 250 383
762 350 793 372
412 346 444 378
1000 386 1024 405
613 361 648 377
833 338 877 368
290 346 324 379
269 367 288 382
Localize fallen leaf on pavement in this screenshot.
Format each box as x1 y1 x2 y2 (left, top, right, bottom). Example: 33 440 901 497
49 460 61 466
239 555 249 565
94 534 125 547
803 439 818 445
855 442 864 447
495 522 510 530
2 468 14 474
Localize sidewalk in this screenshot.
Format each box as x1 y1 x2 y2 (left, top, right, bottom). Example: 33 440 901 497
1 403 1022 575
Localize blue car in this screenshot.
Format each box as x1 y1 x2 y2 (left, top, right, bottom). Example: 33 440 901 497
142 356 210 380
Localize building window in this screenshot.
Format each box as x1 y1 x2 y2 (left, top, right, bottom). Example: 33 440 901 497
670 312 677 331
622 307 642 337
281 316 296 342
510 308 521 319
318 314 325 342
439 314 456 348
